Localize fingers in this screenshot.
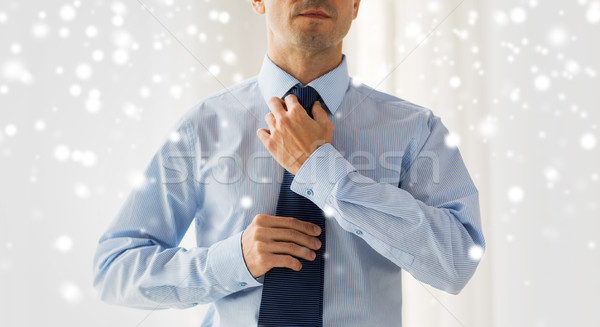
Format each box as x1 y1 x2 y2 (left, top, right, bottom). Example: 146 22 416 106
265 112 276 130
261 226 322 251
241 227 305 277
242 214 323 276
284 94 305 116
256 128 271 146
311 100 325 121
270 253 303 271
268 241 317 262
267 97 286 118
258 215 321 237
312 101 333 128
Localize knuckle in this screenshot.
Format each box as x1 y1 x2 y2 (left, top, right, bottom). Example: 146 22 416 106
300 245 311 256
304 236 316 249
305 222 316 233
306 249 315 260
289 106 302 116
263 137 274 149
254 214 265 224
285 229 298 240
308 235 319 249
254 226 266 238
285 242 296 253
255 241 266 253
285 216 297 227
286 256 296 266
256 253 267 265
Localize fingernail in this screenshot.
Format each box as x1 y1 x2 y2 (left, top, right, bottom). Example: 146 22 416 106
314 226 321 234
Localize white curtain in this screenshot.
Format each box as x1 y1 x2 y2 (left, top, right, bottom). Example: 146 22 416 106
346 1 599 327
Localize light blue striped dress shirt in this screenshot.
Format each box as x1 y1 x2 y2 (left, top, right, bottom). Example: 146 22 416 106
93 54 486 326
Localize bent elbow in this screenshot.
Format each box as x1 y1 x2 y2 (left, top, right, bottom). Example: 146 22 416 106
92 246 124 306
92 262 118 305
444 276 469 295
445 253 483 295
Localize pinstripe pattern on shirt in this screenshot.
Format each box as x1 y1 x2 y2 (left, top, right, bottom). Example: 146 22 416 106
93 54 485 327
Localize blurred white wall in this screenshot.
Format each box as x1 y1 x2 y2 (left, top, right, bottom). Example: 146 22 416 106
0 0 598 326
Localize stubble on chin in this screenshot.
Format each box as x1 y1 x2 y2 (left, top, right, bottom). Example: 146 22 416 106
290 22 334 49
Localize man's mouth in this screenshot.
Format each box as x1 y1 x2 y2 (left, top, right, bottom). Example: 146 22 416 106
299 9 330 19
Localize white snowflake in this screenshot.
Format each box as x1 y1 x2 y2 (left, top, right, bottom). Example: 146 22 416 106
580 133 597 150
507 186 525 203
240 196 253 209
59 281 83 303
55 235 74 252
510 7 527 24
54 145 71 162
59 5 76 22
534 75 551 91
587 2 600 24
468 245 484 261
4 124 17 137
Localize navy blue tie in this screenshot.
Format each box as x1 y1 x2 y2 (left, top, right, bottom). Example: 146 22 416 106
257 85 326 327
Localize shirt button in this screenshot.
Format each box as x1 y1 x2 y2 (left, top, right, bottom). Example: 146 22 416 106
307 189 313 196
239 282 247 287
355 229 363 235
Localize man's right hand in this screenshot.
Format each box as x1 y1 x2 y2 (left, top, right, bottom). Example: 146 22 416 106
241 214 322 278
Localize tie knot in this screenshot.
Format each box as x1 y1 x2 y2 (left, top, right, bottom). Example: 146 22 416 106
287 85 321 117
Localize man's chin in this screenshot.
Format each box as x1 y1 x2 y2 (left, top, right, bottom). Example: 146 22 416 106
293 25 331 39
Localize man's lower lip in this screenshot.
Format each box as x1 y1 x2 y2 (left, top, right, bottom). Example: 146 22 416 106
300 14 329 19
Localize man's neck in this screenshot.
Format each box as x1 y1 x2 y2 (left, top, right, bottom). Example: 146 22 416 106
267 42 343 86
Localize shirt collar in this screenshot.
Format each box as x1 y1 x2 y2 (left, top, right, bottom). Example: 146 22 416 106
257 53 350 115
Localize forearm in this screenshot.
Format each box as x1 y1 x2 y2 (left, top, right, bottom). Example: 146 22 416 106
331 173 483 294
291 143 485 294
92 117 263 308
93 231 262 309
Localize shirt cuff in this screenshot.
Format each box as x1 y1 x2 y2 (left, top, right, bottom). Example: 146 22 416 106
290 143 357 209
207 230 263 293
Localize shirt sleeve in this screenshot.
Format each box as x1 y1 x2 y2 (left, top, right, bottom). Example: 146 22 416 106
290 112 486 295
92 117 262 310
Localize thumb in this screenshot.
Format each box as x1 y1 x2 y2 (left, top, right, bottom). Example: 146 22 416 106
311 100 329 123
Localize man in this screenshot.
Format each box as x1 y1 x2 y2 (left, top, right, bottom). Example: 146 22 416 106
93 0 486 326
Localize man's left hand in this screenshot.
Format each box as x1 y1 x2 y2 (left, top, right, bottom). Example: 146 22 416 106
257 94 333 175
